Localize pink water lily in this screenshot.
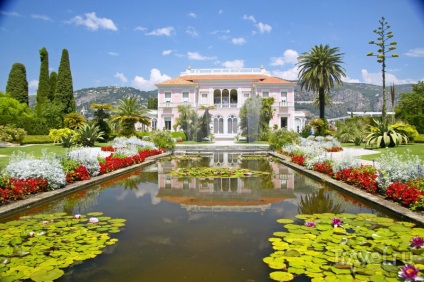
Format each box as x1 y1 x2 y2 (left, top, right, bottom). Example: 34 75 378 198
411 237 424 249
74 214 81 219
42 221 49 224
304 221 316 227
29 231 35 237
332 218 343 227
89 217 99 224
399 264 423 281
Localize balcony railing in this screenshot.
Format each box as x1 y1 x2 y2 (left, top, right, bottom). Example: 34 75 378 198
214 103 238 109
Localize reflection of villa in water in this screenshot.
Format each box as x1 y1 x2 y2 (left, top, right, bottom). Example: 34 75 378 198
157 153 296 212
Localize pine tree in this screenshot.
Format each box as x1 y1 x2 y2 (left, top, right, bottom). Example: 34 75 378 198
35 47 50 116
6 63 29 105
49 71 58 102
55 49 75 115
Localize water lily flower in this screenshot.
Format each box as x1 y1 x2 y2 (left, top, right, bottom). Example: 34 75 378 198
411 237 424 249
304 221 316 227
332 218 343 227
398 264 423 281
29 231 35 237
89 217 99 224
42 221 49 224
74 214 81 219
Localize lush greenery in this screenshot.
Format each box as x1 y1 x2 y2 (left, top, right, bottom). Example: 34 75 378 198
367 16 398 120
365 117 408 148
21 135 53 144
149 130 175 149
264 213 424 281
169 167 270 178
268 128 299 150
6 62 28 105
110 96 151 136
335 117 367 145
0 212 125 281
35 47 50 118
297 44 346 119
0 125 27 144
395 81 424 133
54 49 76 116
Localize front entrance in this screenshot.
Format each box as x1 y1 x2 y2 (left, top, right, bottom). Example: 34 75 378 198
280 117 287 128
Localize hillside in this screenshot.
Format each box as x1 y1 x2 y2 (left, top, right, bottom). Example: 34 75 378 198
28 83 413 119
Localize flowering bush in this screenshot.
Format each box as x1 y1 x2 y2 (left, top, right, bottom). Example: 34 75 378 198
331 153 361 174
101 145 115 152
112 136 155 150
66 165 90 183
0 125 27 144
386 181 424 207
3 150 65 190
0 178 49 204
334 166 378 193
66 147 101 177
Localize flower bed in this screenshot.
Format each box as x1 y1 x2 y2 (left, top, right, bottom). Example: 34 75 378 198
0 137 164 206
281 138 424 211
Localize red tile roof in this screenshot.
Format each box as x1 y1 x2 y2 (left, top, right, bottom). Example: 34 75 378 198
254 76 296 85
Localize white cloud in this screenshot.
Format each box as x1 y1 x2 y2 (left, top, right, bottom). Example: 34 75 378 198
162 49 173 56
115 72 128 83
28 80 39 95
146 26 175 36
243 14 256 23
232 37 246 45
69 12 118 31
272 67 299 81
175 53 185 58
187 51 216 61
405 48 424 57
361 69 417 85
270 49 299 66
257 22 272 33
108 51 119 56
31 14 52 21
218 9 223 15
0 11 21 17
341 76 361 83
210 29 230 35
132 69 171 91
186 26 199 37
222 60 244 69
134 26 147 32
188 12 197 18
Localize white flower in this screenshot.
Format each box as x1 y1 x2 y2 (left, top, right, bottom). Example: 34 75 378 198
89 217 99 224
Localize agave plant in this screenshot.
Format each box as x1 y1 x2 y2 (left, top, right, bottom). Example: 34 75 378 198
365 117 408 148
76 123 105 147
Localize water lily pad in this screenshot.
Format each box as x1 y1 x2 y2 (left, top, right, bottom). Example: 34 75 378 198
86 212 103 217
269 271 294 281
277 219 294 224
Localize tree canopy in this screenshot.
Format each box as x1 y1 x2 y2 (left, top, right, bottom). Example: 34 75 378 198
6 63 28 105
297 44 345 119
55 49 75 115
35 47 50 117
395 81 424 133
110 96 151 136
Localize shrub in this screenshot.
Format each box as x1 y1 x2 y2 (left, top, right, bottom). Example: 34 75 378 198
3 150 66 190
21 135 53 144
48 128 76 144
76 123 104 147
415 134 424 143
171 131 187 141
149 131 175 149
391 122 419 142
0 125 27 144
66 147 101 177
268 128 299 150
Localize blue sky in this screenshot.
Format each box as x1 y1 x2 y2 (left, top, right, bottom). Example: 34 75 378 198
0 0 423 94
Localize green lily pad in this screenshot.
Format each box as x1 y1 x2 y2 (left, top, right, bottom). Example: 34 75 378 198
269 271 294 281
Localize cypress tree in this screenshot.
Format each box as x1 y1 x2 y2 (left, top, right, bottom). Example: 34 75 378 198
48 71 58 102
55 49 75 115
35 47 50 116
6 63 29 105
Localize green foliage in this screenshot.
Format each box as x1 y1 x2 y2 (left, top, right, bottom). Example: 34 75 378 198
174 105 198 141
395 81 424 133
390 122 419 142
239 95 261 142
147 97 158 109
48 128 77 143
335 117 367 145
64 112 86 130
197 106 213 142
54 49 75 115
90 103 112 141
76 123 104 147
259 97 275 141
0 92 33 123
110 97 151 137
6 62 28 105
268 128 299 150
300 124 312 138
171 131 186 141
415 134 424 143
367 17 398 120
297 44 346 118
365 117 408 147
21 135 53 144
169 167 270 178
309 118 330 136
150 130 175 149
35 47 50 117
49 71 58 102
0 125 27 144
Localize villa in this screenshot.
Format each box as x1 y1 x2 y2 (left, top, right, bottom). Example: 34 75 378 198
154 66 306 140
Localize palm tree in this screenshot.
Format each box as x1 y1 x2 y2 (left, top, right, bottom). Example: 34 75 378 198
297 44 346 119
110 96 151 136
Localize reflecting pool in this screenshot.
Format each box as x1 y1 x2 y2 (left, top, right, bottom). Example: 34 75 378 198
1 153 393 281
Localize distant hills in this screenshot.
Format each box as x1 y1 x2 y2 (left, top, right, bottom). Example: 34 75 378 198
28 83 414 119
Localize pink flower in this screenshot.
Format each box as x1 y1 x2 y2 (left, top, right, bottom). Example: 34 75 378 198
411 237 424 249
332 218 343 227
74 214 81 219
304 221 316 227
398 264 423 281
42 221 49 224
89 217 99 224
29 232 35 237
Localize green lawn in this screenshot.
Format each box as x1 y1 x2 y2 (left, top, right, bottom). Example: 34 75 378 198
342 142 424 161
0 143 108 169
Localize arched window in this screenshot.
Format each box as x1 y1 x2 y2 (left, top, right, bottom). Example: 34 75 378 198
230 89 238 107
222 89 229 108
213 89 221 105
227 115 238 134
213 115 224 134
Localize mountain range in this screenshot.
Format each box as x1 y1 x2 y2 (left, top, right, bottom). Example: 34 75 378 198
28 83 414 119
